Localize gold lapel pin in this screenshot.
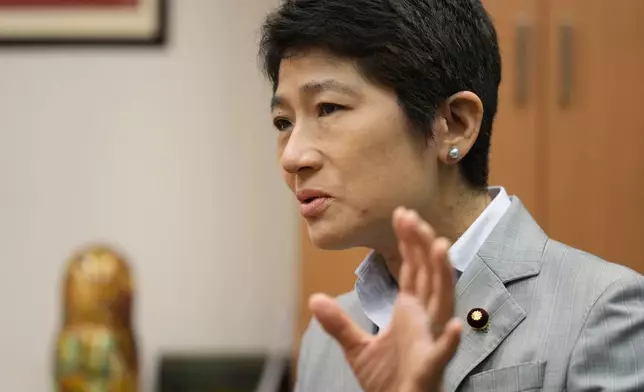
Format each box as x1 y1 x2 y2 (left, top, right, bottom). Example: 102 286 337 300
467 308 490 332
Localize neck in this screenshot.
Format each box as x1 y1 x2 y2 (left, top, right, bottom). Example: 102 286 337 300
381 186 492 283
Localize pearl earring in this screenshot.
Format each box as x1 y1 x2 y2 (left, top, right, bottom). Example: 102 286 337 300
448 146 460 161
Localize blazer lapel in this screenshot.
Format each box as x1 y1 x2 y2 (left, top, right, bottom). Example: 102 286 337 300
443 197 548 392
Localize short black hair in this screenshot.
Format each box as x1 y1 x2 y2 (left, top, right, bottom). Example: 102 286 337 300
259 0 501 188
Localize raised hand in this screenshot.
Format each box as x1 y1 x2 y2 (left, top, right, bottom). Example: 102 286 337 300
309 207 462 392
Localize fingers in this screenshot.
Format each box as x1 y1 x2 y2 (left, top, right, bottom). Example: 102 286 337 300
415 221 436 307
429 318 463 372
309 293 370 354
393 206 456 339
394 208 417 294
427 237 455 336
416 318 463 389
397 237 415 294
393 207 437 307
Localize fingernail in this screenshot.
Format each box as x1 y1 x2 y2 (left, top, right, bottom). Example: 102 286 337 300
419 221 430 233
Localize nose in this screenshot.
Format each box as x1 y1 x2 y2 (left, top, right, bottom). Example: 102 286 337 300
279 123 323 174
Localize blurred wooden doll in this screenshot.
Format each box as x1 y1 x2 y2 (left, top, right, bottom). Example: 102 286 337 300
54 245 138 392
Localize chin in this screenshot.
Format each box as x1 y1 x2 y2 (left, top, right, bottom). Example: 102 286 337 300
305 218 359 250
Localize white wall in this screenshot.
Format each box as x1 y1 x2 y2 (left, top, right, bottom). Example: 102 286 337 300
0 0 297 390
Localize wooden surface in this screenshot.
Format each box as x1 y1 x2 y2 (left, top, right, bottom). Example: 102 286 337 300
543 0 644 273
484 0 543 218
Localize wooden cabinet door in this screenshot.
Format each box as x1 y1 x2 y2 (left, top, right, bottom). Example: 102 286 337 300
483 0 543 219
544 0 644 273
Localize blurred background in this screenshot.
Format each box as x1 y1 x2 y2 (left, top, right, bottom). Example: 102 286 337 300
0 0 642 391
0 0 296 391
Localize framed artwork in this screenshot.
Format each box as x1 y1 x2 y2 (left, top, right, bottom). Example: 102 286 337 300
0 0 167 46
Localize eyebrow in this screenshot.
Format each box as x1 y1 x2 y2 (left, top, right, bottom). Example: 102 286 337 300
271 79 361 111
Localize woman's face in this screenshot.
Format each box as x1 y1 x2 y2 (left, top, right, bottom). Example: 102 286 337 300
271 48 442 251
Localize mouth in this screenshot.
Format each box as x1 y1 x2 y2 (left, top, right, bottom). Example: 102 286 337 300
296 189 333 218
296 189 331 203
301 196 322 204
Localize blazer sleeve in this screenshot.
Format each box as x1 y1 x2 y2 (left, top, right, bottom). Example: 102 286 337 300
567 271 644 391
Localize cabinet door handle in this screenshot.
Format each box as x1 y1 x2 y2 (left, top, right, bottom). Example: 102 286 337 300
558 22 573 107
515 20 531 106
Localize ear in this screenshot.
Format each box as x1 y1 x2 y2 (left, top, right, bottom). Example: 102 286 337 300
433 91 484 165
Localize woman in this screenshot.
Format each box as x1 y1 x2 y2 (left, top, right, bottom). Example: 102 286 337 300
259 0 644 391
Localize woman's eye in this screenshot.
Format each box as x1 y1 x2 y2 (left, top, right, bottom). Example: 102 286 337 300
273 118 292 131
318 103 345 117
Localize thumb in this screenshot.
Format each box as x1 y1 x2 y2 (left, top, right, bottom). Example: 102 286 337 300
309 293 370 354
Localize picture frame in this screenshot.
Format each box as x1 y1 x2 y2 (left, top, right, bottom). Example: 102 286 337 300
0 0 167 46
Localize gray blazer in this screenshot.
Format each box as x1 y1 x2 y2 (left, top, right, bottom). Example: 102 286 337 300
294 197 644 392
